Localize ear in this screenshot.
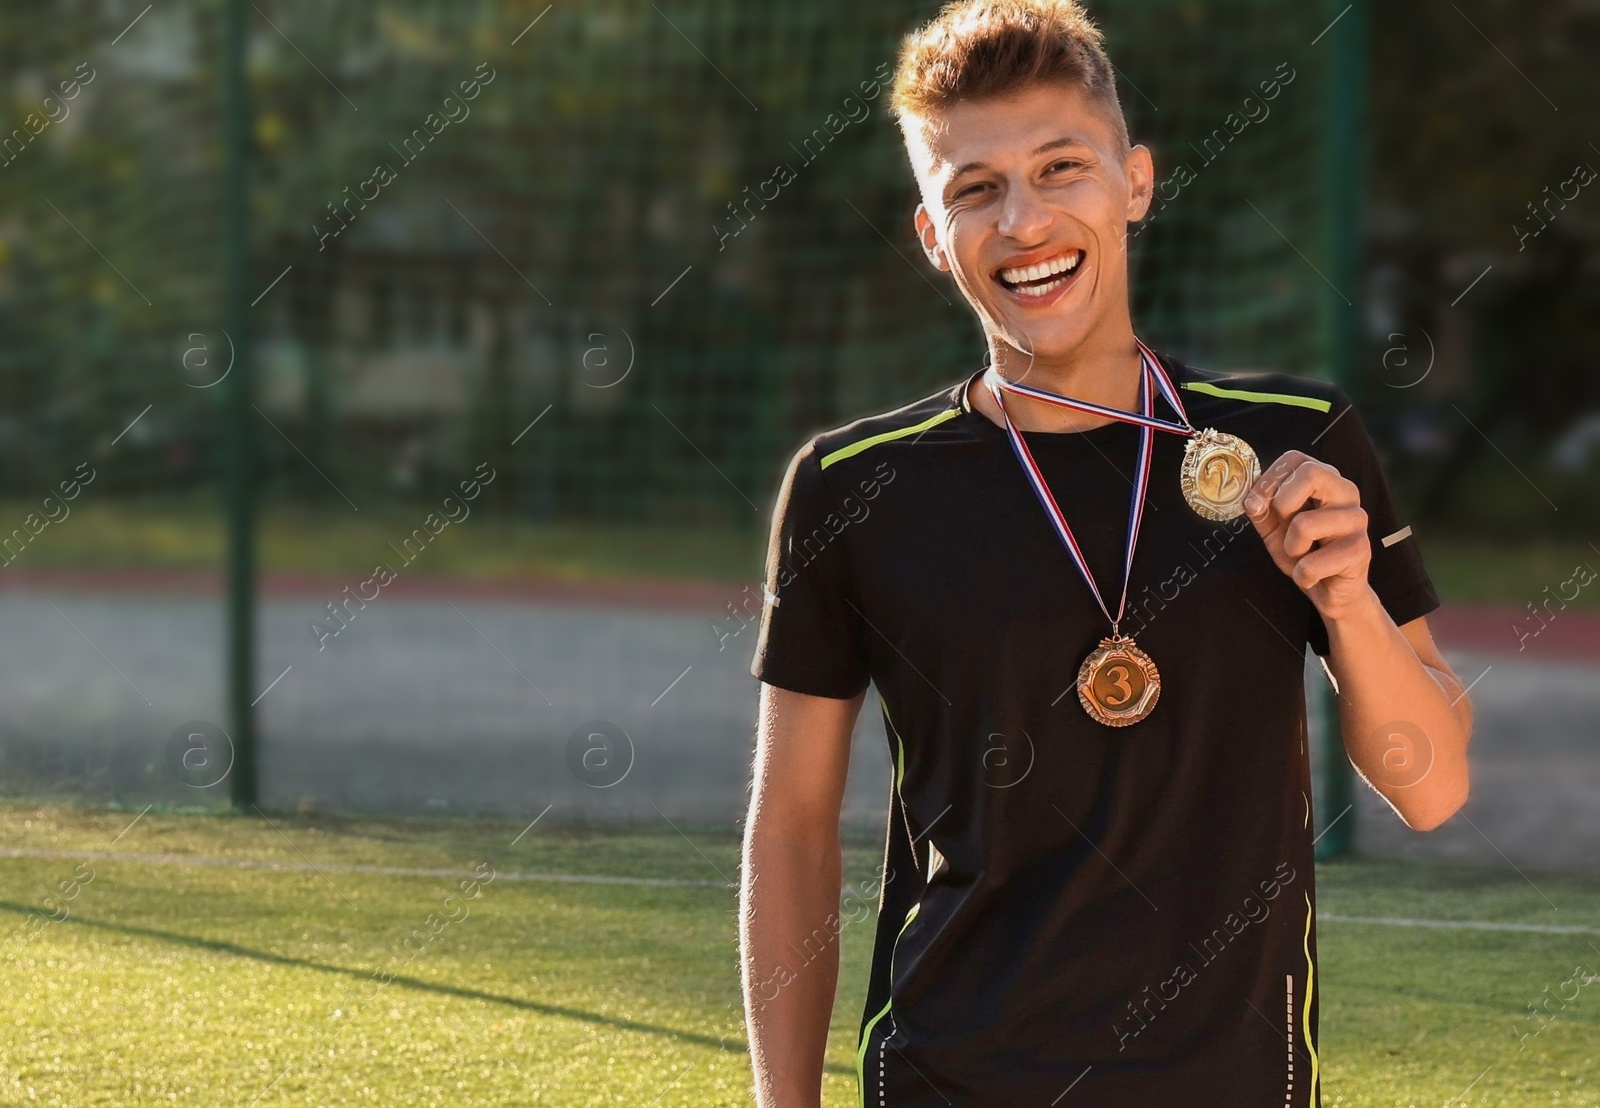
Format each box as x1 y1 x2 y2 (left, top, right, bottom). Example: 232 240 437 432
1124 144 1155 223
914 204 952 272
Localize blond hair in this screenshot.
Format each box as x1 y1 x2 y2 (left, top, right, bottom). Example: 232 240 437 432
891 0 1128 148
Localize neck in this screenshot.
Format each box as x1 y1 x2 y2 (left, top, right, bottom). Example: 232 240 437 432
970 322 1144 433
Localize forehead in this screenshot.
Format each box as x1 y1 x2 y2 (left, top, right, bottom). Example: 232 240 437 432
907 81 1118 179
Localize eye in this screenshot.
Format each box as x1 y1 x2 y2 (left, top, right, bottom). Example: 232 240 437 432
951 180 992 201
1047 158 1086 175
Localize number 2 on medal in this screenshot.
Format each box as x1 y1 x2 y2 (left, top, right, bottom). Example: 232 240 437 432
1202 455 1240 500
1104 664 1133 706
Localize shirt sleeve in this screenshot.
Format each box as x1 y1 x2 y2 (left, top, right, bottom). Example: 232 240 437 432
749 440 872 699
1305 387 1441 657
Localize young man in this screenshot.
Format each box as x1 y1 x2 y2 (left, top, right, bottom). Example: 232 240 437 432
741 2 1472 1105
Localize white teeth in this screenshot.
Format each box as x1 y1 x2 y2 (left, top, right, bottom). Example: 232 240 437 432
999 252 1083 286
1013 273 1069 298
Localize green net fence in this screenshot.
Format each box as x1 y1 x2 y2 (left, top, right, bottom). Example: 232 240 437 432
1 0 1349 522
0 0 1355 821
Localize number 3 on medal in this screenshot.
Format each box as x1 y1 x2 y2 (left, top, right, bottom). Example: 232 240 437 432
1077 637 1161 727
1104 664 1132 707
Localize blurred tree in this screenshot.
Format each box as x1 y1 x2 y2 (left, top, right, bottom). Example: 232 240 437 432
1368 0 1600 525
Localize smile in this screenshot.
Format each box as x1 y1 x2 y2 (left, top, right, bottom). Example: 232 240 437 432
995 250 1087 300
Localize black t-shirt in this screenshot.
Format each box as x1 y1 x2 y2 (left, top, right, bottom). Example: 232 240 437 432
751 352 1438 1108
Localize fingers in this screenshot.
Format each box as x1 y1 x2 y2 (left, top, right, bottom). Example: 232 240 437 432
1245 454 1358 524
1282 505 1368 559
1243 454 1368 598
1243 450 1312 521
1288 533 1369 592
1244 452 1309 549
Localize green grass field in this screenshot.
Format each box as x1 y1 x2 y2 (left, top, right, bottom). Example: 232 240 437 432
1 804 1597 1106
0 496 766 585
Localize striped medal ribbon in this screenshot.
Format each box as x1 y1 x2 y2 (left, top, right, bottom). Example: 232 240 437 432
993 341 1192 436
985 353 1164 727
992 341 1262 522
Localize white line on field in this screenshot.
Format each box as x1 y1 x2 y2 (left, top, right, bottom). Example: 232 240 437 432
1319 914 1600 936
0 846 728 889
6 848 1591 925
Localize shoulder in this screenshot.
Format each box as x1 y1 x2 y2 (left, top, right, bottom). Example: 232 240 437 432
788 379 970 486
1156 354 1391 486
1156 352 1350 447
1170 356 1346 421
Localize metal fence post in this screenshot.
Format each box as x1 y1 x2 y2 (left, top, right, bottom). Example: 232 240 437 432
223 0 258 810
1315 0 1368 861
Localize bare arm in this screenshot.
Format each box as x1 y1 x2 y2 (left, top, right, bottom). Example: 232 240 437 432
1324 607 1471 831
1246 451 1471 831
742 682 863 1108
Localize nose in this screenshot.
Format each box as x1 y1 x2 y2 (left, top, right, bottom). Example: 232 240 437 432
996 179 1052 245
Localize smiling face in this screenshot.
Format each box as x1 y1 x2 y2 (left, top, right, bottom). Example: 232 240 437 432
907 81 1153 370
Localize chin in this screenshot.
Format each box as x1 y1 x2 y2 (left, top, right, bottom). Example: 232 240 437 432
993 316 1097 366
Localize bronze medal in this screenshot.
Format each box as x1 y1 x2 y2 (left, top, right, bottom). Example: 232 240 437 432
1076 635 1161 727
1180 428 1260 521
987 346 1182 729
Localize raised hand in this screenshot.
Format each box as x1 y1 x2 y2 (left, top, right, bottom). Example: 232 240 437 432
1243 450 1372 620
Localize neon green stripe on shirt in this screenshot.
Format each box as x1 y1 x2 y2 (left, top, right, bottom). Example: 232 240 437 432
882 704 907 794
856 901 922 1102
1180 381 1332 412
820 408 961 470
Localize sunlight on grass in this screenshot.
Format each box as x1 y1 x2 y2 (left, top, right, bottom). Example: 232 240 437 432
1 806 1597 1105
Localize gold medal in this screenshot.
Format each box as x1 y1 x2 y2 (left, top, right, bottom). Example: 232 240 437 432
1180 428 1260 521
1077 635 1161 727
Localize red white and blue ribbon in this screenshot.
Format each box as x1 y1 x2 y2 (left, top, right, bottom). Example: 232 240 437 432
986 350 1169 632
991 342 1194 437
1136 339 1192 433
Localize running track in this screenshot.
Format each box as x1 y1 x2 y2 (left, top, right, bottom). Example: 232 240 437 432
1 570 1595 873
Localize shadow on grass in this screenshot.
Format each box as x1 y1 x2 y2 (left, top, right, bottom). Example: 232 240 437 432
0 898 851 1077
